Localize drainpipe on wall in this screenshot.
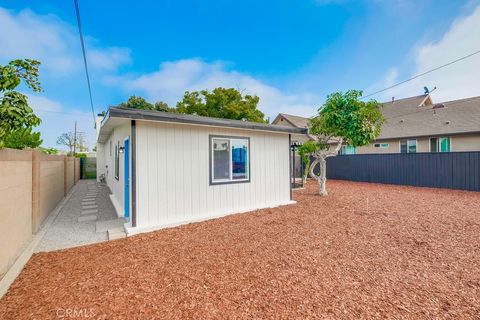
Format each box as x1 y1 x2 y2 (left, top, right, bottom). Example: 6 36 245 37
131 120 137 227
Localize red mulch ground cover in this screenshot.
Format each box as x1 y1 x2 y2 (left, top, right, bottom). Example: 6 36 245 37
1 180 480 319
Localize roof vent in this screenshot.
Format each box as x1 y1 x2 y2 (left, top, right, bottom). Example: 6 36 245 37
432 103 446 109
399 119 404 123
445 120 451 125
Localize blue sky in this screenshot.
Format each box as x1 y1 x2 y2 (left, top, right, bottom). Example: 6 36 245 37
1 0 480 149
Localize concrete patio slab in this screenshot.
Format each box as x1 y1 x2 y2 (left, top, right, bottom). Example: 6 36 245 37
96 218 126 233
108 228 127 240
81 209 98 215
35 180 118 252
78 214 97 222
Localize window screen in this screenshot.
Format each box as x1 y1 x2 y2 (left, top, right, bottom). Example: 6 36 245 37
212 139 230 181
430 138 438 152
211 136 250 184
400 140 407 153
401 139 416 153
407 140 417 153
114 142 119 180
440 137 451 152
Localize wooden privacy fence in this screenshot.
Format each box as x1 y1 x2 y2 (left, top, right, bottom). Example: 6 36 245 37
0 148 80 278
323 152 480 191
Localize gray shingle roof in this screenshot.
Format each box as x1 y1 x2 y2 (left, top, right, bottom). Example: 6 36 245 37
272 95 480 140
379 95 480 139
105 107 308 134
272 113 311 128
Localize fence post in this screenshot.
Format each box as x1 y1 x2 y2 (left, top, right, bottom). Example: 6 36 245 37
31 150 40 233
73 156 76 185
63 156 67 196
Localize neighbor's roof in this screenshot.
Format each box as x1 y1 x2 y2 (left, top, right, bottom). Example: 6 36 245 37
272 113 311 129
98 107 307 143
378 95 480 139
271 95 480 140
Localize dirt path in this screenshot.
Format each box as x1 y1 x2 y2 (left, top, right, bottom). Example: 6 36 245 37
1 180 479 319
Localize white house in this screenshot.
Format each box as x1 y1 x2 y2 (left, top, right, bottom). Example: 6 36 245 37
97 107 307 235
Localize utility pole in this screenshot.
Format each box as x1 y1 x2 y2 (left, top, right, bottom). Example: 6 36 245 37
73 121 77 156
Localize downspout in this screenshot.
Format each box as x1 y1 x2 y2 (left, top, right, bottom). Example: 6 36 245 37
289 134 292 200
131 120 137 227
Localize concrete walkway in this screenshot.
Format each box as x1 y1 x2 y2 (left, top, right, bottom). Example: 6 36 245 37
36 180 124 252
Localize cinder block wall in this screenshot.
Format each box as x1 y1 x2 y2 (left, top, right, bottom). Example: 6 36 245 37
74 158 80 183
0 148 79 279
66 157 75 193
37 154 65 232
0 149 33 277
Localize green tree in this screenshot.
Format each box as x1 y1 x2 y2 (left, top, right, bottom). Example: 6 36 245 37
154 101 176 112
297 140 319 184
0 59 42 148
3 127 42 149
39 147 59 155
176 88 267 123
119 95 154 110
119 95 175 112
309 90 384 195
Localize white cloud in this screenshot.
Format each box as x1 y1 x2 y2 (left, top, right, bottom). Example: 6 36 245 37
0 7 131 75
88 47 131 71
0 6 126 150
27 94 96 150
368 5 480 102
111 58 320 119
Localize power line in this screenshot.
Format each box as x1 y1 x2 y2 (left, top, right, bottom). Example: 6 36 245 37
362 49 480 99
73 0 96 127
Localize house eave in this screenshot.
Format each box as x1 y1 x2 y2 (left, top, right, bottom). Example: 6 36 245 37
105 107 308 135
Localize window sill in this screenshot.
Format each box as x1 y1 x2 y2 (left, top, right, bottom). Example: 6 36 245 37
210 179 250 186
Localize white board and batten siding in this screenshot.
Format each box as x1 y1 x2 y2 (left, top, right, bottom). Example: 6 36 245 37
97 123 131 217
133 120 292 231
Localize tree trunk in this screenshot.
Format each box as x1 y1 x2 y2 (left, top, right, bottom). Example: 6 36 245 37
317 157 327 196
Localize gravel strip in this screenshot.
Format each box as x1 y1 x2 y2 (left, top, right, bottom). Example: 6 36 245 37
1 180 479 319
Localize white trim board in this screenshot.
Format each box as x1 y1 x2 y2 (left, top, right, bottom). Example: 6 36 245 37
109 194 124 218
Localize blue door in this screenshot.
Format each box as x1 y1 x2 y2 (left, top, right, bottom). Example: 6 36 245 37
124 138 130 220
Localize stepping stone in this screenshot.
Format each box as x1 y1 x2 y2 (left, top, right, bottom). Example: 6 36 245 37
84 195 97 199
96 218 126 233
78 214 97 222
82 205 98 210
81 209 98 215
108 227 127 240
86 192 97 195
82 201 96 205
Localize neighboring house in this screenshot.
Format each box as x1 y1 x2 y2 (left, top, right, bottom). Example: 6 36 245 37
96 107 306 234
273 94 480 154
271 113 315 144
354 94 480 154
